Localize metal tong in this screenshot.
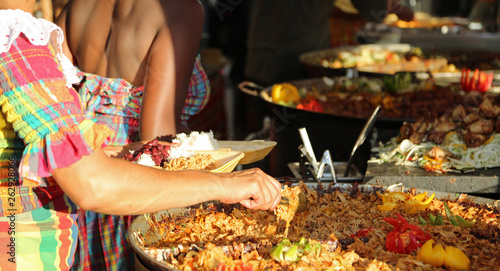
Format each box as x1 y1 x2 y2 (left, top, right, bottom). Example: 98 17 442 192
343 105 381 177
298 127 337 183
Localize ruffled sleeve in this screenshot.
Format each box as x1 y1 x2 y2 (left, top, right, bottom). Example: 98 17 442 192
0 10 114 187
18 118 114 186
0 9 79 87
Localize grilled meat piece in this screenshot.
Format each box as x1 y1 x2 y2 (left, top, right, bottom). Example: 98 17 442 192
462 131 488 148
468 119 494 134
479 98 500 118
427 146 453 162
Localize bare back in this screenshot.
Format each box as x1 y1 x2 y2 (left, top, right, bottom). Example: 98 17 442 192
58 0 168 86
57 0 205 139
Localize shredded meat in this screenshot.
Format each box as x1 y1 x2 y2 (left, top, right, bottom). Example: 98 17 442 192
136 183 500 271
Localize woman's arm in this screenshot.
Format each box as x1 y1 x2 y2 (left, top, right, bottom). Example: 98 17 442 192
139 0 205 140
53 149 281 215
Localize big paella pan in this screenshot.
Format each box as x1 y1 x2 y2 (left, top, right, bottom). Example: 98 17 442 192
129 182 500 270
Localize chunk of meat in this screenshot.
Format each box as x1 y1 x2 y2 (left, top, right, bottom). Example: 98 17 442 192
409 118 431 144
479 98 500 118
462 132 488 148
432 116 455 133
399 122 411 140
468 119 494 134
451 104 467 121
463 113 481 124
427 146 453 162
428 132 446 144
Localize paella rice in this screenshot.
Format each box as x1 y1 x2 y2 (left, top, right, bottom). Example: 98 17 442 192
135 182 500 271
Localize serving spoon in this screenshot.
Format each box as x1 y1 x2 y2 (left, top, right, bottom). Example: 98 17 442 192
280 192 308 213
343 105 382 177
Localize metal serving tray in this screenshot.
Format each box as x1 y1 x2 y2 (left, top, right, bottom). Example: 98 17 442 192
129 182 499 271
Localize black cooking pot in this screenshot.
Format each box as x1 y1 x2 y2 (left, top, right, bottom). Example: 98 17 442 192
238 79 403 177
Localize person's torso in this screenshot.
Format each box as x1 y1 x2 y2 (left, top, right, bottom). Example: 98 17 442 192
63 0 165 86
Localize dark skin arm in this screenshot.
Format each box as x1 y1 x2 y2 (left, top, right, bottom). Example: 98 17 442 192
140 0 204 140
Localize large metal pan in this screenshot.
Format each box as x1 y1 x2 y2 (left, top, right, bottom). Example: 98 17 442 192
298 43 448 79
238 78 409 128
128 182 500 271
299 43 500 79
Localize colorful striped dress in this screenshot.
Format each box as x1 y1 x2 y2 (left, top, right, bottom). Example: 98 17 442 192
72 55 211 270
0 9 114 270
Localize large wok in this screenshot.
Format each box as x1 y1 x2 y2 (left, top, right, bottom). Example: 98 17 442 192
238 78 405 177
128 182 500 271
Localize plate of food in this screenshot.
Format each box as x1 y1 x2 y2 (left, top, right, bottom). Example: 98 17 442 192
217 140 277 165
123 131 245 173
129 181 500 271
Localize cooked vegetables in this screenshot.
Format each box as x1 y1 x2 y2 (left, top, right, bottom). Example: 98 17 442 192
374 96 500 173
461 68 494 92
418 213 445 226
383 72 412 92
443 201 476 229
417 239 471 270
383 213 431 254
377 191 435 214
270 238 322 263
271 83 301 104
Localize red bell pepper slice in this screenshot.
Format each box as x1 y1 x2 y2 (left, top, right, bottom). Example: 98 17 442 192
461 68 494 92
296 99 324 113
383 213 431 254
351 226 375 238
460 68 467 86
383 212 408 227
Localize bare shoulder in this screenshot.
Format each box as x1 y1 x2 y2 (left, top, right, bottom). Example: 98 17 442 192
138 0 205 28
134 0 205 55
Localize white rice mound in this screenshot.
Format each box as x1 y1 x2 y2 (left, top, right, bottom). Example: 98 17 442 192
135 153 156 167
168 131 220 160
